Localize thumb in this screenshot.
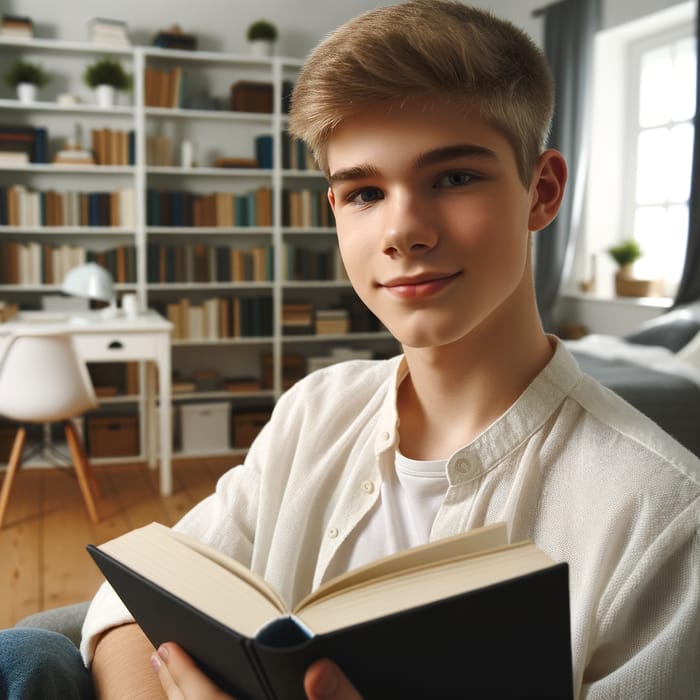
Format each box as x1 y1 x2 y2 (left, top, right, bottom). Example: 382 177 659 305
304 659 363 700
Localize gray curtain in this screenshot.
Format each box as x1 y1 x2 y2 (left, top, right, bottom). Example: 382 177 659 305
673 0 700 307
533 0 601 332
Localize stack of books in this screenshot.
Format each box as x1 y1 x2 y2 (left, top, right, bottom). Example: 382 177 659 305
282 303 314 335
52 141 95 166
153 27 197 51
0 302 19 323
88 18 130 47
1 14 33 39
230 81 273 114
144 66 183 108
306 347 372 373
0 125 48 164
315 308 350 335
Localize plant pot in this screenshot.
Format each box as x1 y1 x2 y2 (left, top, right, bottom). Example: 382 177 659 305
16 82 37 103
614 267 663 297
95 84 116 108
249 39 274 57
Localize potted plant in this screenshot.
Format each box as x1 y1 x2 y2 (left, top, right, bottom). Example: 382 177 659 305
246 20 278 57
83 57 131 108
607 239 647 296
5 60 49 103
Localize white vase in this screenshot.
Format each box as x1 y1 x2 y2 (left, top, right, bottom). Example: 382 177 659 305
95 84 115 109
249 40 274 57
17 82 37 103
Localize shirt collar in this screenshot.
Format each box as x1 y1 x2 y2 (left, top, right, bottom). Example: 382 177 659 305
373 338 583 483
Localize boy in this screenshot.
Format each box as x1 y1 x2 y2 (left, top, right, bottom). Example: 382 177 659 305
3 1 696 698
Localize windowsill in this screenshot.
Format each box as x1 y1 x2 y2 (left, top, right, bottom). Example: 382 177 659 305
559 292 674 309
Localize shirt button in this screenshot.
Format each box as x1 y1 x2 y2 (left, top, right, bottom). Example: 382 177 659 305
455 458 469 473
381 431 390 441
361 480 375 493
327 527 339 539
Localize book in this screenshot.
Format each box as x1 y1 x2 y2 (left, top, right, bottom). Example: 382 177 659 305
87 521 573 700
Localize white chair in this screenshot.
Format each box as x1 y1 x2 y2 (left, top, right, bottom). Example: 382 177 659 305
0 331 100 527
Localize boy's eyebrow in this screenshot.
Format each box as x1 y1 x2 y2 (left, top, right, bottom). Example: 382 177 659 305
328 164 381 187
328 143 498 186
414 144 499 169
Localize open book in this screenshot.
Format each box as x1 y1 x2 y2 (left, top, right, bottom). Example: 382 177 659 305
87 522 573 700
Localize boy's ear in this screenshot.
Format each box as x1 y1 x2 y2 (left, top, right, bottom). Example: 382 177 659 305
328 186 336 213
528 149 567 232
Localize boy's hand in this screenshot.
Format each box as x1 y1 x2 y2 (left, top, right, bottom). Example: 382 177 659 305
152 643 363 700
304 658 363 700
151 643 231 699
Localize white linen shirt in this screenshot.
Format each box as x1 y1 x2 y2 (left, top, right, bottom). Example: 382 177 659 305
81 340 700 699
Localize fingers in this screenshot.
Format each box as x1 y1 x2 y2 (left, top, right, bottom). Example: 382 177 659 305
304 659 363 700
150 643 232 700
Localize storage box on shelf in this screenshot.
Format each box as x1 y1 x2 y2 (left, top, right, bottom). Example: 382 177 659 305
180 400 230 455
87 413 139 458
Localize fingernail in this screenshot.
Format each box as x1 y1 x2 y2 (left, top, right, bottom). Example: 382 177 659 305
150 652 161 672
158 644 170 662
314 663 339 697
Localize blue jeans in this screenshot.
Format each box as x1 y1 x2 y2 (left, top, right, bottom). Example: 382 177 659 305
0 628 94 699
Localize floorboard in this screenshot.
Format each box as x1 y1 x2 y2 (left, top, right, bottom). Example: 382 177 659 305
0 457 233 629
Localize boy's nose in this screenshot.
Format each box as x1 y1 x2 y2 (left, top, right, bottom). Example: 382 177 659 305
381 193 438 257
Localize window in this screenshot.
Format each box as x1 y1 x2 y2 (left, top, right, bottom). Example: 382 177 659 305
577 2 696 301
628 28 696 286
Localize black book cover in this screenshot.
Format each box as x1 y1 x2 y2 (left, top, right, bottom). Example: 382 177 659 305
87 545 573 700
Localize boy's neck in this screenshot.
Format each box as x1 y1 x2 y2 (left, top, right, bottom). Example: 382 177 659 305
397 304 554 461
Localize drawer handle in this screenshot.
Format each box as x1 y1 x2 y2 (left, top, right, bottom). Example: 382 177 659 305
108 340 124 350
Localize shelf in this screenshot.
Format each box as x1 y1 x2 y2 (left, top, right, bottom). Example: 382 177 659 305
0 36 133 56
171 337 273 347
0 226 135 234
147 166 273 178
0 163 135 174
148 281 273 291
282 280 352 289
282 332 395 343
0 98 134 115
0 282 137 292
172 389 275 401
146 226 273 235
144 106 272 123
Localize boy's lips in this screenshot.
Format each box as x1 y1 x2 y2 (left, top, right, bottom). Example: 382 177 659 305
379 271 461 299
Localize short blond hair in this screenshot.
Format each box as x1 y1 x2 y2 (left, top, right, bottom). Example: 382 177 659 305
289 0 554 185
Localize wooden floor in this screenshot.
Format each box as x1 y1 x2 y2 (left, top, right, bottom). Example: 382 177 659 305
0 456 233 629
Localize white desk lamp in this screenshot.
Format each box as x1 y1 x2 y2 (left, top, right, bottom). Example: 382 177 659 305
61 262 118 318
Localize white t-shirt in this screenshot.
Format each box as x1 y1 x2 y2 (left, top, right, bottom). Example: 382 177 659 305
325 452 448 579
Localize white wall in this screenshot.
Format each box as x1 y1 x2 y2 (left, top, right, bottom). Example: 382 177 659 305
3 0 549 56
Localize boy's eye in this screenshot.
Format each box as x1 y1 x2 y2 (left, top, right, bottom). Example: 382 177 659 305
435 172 473 188
349 186 384 205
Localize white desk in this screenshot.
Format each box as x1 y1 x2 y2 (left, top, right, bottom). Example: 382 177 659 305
0 310 174 495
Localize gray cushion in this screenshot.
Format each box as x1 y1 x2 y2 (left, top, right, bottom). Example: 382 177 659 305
14 601 89 648
624 318 700 353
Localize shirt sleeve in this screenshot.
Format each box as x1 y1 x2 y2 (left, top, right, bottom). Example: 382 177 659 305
79 425 268 667
581 502 699 699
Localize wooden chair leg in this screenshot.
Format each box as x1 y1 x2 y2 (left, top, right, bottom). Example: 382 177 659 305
64 421 99 524
0 427 28 528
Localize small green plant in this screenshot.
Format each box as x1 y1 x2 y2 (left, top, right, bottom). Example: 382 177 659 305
4 60 49 87
247 19 278 42
607 239 643 268
83 58 131 90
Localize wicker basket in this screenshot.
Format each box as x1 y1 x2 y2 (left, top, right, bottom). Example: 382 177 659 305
614 271 663 297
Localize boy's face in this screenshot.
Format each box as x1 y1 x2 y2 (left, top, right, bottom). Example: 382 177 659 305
327 100 562 349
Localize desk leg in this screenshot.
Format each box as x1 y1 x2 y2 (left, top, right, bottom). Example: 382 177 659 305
146 363 157 469
157 336 172 496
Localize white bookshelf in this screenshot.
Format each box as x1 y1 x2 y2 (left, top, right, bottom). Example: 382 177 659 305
0 36 399 460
